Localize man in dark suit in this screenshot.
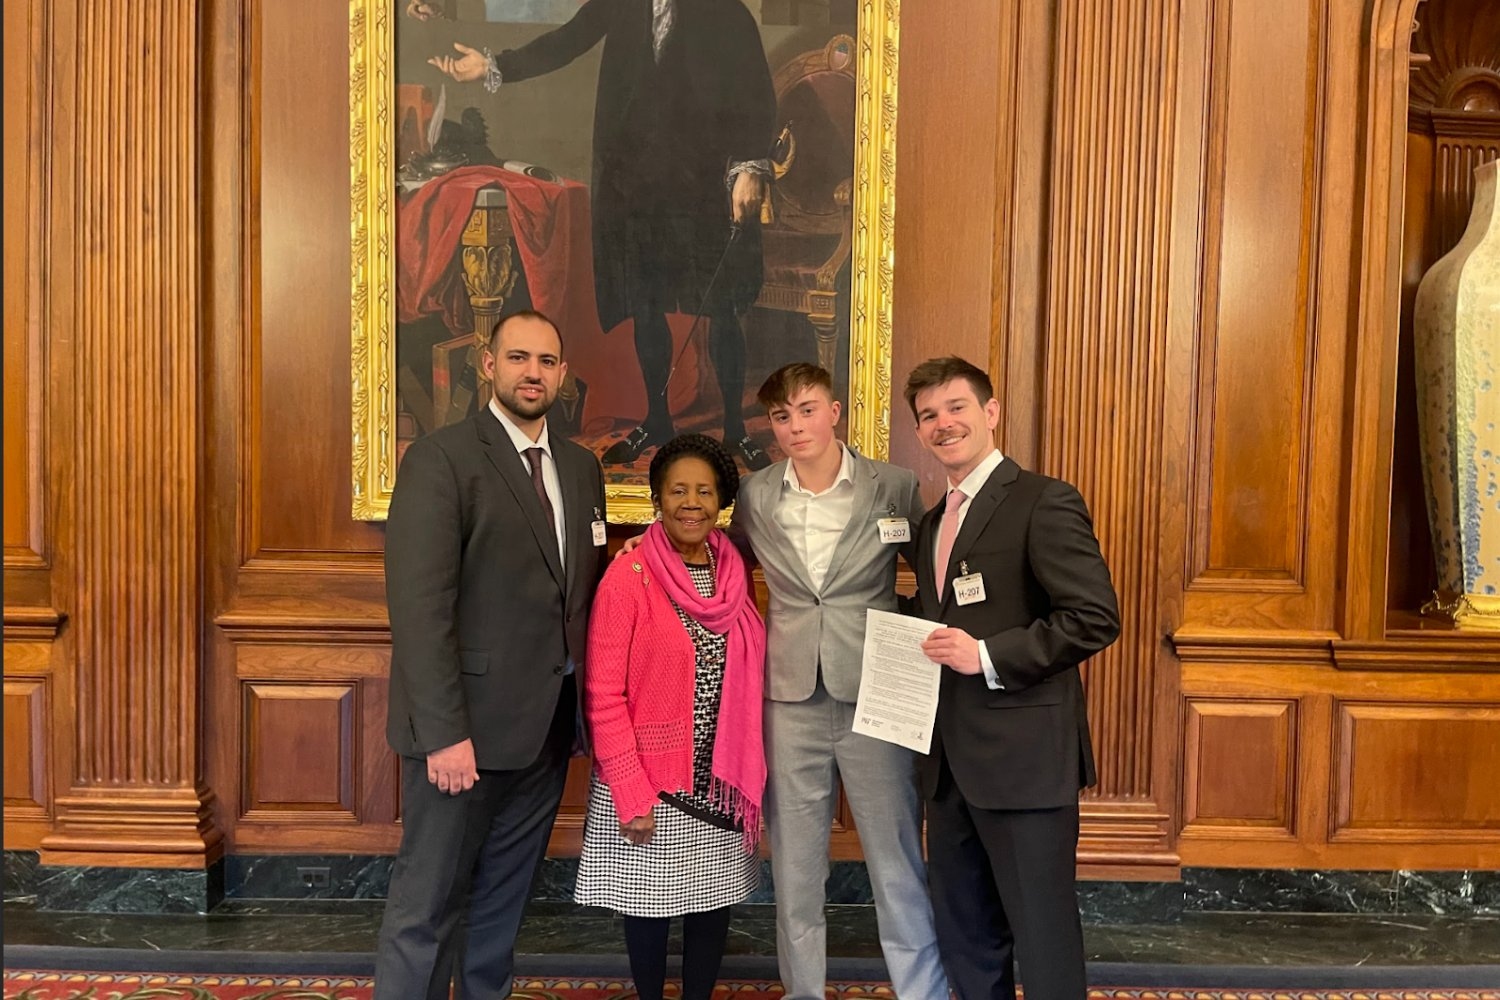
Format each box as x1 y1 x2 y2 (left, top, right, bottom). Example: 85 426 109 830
377 310 608 1000
904 356 1120 1000
424 0 777 469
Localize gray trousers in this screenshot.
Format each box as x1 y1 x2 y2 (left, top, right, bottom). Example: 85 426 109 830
764 681 949 1000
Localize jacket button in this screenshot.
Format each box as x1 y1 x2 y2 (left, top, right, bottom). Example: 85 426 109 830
552 665 564 675
813 597 821 605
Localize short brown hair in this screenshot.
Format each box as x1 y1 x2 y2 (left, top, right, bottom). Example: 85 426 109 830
757 362 834 411
903 356 994 419
489 309 563 354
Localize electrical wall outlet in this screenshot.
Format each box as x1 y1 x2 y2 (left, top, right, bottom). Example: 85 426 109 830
297 866 331 889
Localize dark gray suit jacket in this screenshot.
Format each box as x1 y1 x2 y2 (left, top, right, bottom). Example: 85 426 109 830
914 457 1120 810
384 408 607 770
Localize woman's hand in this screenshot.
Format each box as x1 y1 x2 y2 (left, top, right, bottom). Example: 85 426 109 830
620 811 656 846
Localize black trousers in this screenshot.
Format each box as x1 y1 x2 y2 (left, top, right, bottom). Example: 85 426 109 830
925 755 1086 1000
374 677 575 1000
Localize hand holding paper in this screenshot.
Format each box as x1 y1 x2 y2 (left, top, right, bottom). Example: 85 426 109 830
921 627 982 675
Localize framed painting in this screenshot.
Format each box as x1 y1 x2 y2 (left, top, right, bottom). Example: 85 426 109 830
351 0 900 522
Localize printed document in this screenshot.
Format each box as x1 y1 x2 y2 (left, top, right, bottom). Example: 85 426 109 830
852 609 942 753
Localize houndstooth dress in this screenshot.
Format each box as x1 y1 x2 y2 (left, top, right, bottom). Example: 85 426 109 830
574 557 761 917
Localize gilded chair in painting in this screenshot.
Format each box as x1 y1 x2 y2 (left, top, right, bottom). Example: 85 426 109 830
757 34 857 374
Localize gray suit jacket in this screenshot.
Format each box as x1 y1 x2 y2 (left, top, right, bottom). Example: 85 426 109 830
384 408 608 770
731 451 924 703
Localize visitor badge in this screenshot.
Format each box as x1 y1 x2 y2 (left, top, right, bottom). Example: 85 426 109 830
592 508 607 547
953 560 986 606
877 517 910 544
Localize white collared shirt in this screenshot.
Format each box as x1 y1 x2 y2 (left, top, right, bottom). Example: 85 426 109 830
939 448 1006 689
489 399 565 565
774 444 855 592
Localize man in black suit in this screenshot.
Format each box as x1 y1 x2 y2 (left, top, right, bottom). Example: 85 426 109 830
905 356 1120 1000
424 0 777 469
376 310 608 1000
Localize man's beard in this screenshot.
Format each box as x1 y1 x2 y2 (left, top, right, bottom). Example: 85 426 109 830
495 381 555 420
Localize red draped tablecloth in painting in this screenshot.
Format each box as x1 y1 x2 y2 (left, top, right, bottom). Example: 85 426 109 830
396 165 643 429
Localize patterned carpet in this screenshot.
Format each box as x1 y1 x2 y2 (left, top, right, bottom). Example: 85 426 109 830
4 973 1499 1000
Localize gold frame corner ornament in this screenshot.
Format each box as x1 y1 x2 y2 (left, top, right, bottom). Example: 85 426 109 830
350 0 900 522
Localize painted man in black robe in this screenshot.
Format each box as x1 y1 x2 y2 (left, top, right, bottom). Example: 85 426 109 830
427 0 777 469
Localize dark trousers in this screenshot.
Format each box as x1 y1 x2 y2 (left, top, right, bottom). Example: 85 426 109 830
633 307 747 442
925 756 1086 1000
374 678 575 1000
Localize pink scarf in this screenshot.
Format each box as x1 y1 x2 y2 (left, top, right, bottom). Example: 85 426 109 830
639 521 766 847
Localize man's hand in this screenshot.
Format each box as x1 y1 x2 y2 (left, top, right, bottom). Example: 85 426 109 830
731 171 766 224
922 627 983 675
614 532 646 560
427 738 479 795
428 43 489 83
620 811 656 845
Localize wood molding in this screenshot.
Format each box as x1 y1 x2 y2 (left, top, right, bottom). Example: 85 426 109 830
37 0 220 867
1042 0 1181 859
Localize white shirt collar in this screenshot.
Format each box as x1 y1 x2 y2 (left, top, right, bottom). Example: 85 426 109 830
949 448 1005 499
489 398 551 457
783 443 854 496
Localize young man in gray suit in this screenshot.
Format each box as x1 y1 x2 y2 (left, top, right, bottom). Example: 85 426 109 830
731 363 948 1000
377 311 608 1000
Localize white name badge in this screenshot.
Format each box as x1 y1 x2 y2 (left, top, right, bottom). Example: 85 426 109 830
953 572 986 606
877 517 911 544
592 520 608 547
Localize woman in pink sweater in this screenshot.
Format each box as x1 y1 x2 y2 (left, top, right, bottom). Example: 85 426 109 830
574 433 767 1000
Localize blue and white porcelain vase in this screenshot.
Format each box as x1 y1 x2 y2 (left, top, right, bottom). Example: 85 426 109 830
1413 158 1500 629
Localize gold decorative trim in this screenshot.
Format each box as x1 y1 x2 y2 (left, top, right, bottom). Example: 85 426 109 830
349 0 395 520
351 1 900 521
1421 590 1500 631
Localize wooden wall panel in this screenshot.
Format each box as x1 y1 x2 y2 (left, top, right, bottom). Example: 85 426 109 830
243 683 357 818
253 0 385 560
1192 0 1323 585
3 678 49 816
1335 702 1500 836
1182 699 1295 834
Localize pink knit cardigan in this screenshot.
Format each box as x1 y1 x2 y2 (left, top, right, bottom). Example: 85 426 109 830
583 549 749 826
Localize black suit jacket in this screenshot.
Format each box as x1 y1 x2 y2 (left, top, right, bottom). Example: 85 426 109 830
495 0 776 329
384 409 608 770
915 457 1120 810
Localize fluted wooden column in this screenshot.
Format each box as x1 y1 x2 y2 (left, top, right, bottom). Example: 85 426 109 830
39 0 220 867
1043 0 1179 861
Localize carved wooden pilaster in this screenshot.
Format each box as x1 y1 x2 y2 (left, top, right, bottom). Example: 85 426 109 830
39 0 220 867
1043 0 1180 862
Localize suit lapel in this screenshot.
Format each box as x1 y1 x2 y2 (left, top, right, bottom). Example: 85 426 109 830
819 454 877 591
917 498 943 608
940 458 1018 605
476 410 565 589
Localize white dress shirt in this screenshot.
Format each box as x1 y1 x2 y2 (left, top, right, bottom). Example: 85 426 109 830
940 448 1006 690
490 399 566 566
774 444 855 592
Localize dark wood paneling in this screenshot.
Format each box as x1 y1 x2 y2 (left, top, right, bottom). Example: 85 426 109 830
887 1 1002 491
1182 699 1295 833
254 0 385 559
3 677 48 815
244 683 357 817
1336 702 1500 835
1193 0 1322 584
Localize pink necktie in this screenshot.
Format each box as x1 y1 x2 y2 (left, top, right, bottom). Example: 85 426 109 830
935 488 965 599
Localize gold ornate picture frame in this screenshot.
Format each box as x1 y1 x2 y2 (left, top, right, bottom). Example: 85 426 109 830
350 0 900 522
